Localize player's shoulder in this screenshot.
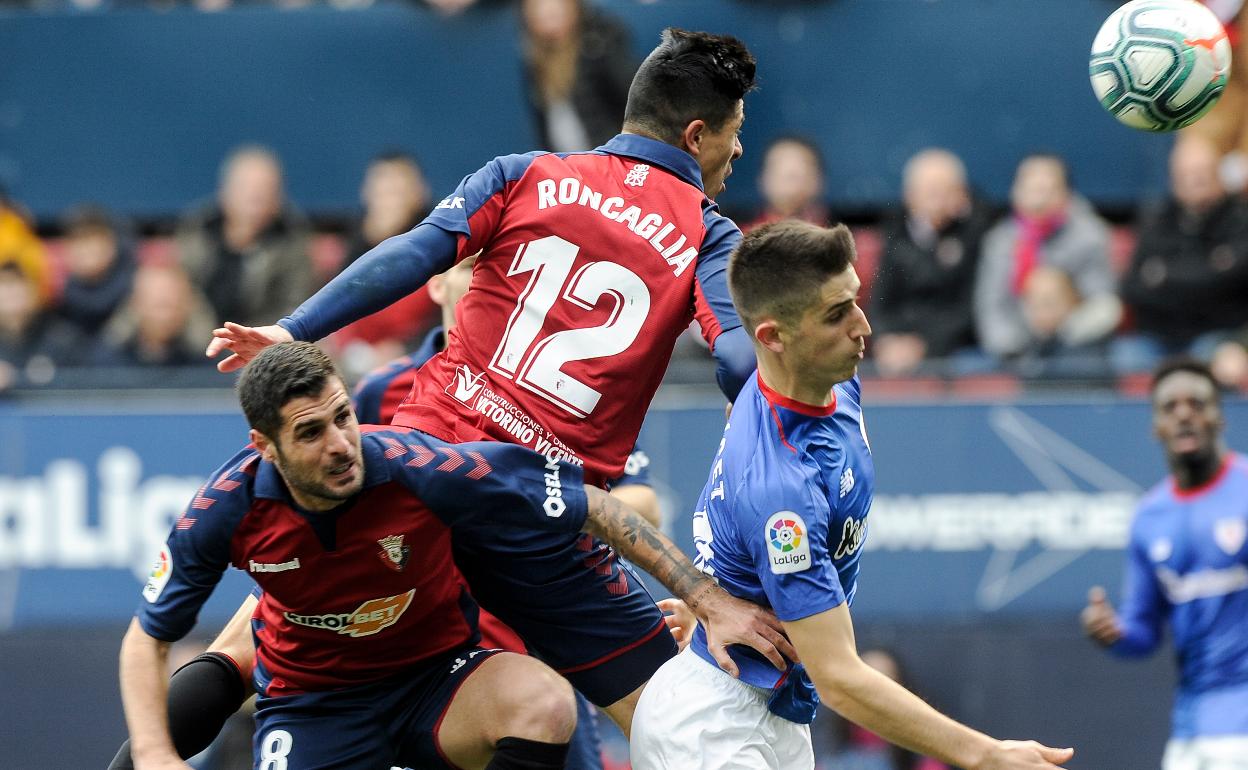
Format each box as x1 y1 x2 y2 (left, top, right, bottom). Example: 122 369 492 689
485 150 551 179
700 198 742 244
180 446 265 529
725 388 827 521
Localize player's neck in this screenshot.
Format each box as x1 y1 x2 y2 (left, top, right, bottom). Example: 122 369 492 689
1171 446 1229 491
756 355 834 408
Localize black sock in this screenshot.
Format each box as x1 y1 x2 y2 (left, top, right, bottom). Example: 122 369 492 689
484 736 570 769
106 651 247 769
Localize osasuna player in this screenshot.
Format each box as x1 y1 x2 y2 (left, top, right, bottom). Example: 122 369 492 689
1083 359 1248 770
204 28 768 732
629 221 1076 770
106 260 654 770
120 342 783 770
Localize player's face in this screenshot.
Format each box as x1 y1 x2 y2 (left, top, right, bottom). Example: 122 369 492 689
788 265 871 385
697 101 745 199
1152 371 1224 464
265 380 364 511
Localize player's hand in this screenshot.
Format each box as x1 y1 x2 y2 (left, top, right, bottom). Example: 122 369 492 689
1080 586 1122 646
205 322 294 372
694 588 798 677
976 740 1073 770
659 597 697 651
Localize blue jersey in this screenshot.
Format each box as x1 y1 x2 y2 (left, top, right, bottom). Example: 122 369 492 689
689 372 875 718
1111 453 1248 738
136 428 586 696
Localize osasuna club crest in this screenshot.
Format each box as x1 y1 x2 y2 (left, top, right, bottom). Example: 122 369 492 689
378 535 411 572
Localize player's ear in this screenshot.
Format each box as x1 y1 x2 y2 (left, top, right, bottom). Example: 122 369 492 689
754 320 784 354
681 120 708 158
427 274 447 307
250 428 277 462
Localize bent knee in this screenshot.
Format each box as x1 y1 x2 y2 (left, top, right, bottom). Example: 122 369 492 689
493 663 576 744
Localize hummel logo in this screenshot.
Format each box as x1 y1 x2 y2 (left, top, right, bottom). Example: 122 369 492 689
624 163 650 187
839 467 855 498
447 364 486 406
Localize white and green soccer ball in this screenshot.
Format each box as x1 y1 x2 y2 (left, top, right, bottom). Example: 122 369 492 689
1090 0 1232 132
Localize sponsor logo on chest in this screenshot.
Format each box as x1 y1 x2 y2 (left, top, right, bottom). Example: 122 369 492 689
284 589 416 637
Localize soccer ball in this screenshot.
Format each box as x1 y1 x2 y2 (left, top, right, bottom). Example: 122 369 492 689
1089 0 1232 132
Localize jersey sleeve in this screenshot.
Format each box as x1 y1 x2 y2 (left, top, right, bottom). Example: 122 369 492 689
692 205 744 347
608 444 653 489
422 151 546 262
134 451 253 642
736 463 846 622
379 433 589 533
1109 520 1169 657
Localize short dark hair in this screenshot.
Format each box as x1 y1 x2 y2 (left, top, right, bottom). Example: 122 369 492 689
62 204 117 238
1018 151 1071 190
623 28 757 145
1151 356 1222 403
237 342 344 439
765 135 825 175
729 220 857 329
370 150 422 170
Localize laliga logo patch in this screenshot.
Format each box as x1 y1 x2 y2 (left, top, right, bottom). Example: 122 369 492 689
142 545 173 603
446 364 486 406
377 534 410 572
766 511 811 574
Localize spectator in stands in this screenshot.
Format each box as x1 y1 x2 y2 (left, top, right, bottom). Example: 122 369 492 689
1014 266 1113 379
741 135 829 232
333 152 438 374
869 148 991 376
177 144 312 327
0 194 53 305
95 263 216 367
975 153 1120 372
0 261 82 389
520 0 636 152
1114 135 1248 377
55 205 135 342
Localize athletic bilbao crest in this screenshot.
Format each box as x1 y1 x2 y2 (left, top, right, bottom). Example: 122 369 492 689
1214 519 1246 556
378 535 410 571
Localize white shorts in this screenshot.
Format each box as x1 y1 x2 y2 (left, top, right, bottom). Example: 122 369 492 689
1163 735 1248 770
630 648 814 770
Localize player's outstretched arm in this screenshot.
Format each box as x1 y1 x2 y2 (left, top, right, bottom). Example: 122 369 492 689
1081 586 1123 646
118 618 194 770
582 486 797 676
786 605 1073 770
204 322 294 373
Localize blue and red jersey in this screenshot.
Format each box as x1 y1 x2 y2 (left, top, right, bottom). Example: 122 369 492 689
284 134 750 485
1111 452 1248 738
136 428 587 697
688 373 875 722
353 325 653 491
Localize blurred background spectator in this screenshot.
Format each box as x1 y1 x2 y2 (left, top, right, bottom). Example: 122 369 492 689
176 144 313 328
332 152 439 376
0 194 53 306
742 135 830 232
0 261 82 390
1114 135 1248 382
94 263 216 368
868 148 991 377
55 205 136 342
520 0 636 152
975 153 1121 376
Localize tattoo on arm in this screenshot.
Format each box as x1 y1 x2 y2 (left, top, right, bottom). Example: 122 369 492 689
585 488 716 612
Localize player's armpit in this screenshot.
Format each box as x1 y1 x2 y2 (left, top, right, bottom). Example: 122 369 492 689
581 486 797 675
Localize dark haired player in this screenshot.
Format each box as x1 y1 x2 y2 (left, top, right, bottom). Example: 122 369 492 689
120 342 785 770
1083 359 1248 769
205 27 768 733
631 221 1074 769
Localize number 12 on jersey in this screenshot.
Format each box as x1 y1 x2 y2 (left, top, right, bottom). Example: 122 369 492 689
489 235 651 418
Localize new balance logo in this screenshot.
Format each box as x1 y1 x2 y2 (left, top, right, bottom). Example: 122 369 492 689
446 365 486 406
624 163 650 187
839 467 855 498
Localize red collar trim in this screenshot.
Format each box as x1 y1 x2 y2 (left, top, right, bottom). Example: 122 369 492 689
1172 455 1233 500
756 371 837 417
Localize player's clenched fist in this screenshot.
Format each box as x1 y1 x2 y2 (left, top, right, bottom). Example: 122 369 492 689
1081 586 1122 646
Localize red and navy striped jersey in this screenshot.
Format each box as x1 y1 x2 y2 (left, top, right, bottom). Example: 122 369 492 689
136 428 586 696
394 134 743 484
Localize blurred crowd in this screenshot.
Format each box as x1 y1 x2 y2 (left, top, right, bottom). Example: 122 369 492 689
5 0 1248 398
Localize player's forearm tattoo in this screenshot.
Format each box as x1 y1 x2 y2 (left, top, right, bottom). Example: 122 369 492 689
585 490 716 612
